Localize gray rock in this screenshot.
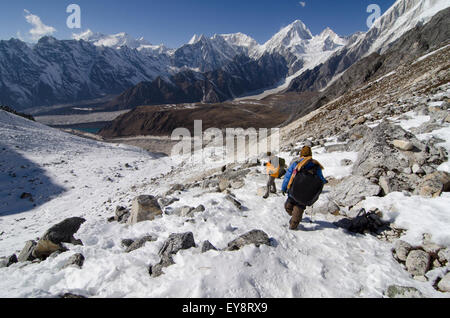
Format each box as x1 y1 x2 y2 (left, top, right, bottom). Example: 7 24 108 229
340 159 353 166
201 240 218 253
158 232 196 259
114 206 129 222
405 250 430 276
385 285 424 298
394 240 413 262
422 242 442 254
414 171 450 198
62 253 85 269
329 176 380 207
0 254 18 268
180 206 195 217
125 235 157 253
225 194 243 210
33 217 86 260
127 195 162 225
437 273 450 292
352 122 414 177
226 230 271 251
121 239 134 248
149 232 196 278
18 240 37 262
438 248 450 264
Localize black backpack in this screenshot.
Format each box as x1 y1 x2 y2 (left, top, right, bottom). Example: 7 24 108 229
289 163 324 207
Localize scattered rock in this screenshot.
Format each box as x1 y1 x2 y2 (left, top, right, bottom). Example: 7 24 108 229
225 194 243 210
415 171 450 197
62 253 85 269
340 159 353 166
438 248 450 265
393 240 413 262
20 192 33 201
201 240 218 253
125 235 157 253
329 176 381 207
0 254 18 268
127 195 162 225
149 232 196 278
18 240 37 262
405 250 431 276
158 232 196 259
385 285 424 298
437 273 450 292
226 230 271 251
33 217 86 260
121 239 135 248
114 206 129 222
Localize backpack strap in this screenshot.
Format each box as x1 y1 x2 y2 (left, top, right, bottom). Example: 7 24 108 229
287 156 313 190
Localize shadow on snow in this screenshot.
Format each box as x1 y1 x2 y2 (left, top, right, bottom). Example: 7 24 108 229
0 145 66 216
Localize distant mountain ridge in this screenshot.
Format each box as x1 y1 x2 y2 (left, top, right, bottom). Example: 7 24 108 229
0 19 346 111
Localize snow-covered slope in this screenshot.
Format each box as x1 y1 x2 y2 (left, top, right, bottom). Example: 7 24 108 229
1 74 449 298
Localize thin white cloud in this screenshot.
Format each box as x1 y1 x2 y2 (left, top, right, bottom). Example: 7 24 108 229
24 9 56 41
299 2 306 7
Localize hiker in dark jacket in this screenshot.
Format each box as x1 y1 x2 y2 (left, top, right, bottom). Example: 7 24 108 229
281 146 327 230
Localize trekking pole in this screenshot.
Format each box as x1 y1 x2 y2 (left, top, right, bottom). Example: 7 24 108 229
310 205 315 223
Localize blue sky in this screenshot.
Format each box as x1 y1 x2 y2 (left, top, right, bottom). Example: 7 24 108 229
0 0 396 48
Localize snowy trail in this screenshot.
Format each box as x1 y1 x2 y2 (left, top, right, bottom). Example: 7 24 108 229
0 109 449 298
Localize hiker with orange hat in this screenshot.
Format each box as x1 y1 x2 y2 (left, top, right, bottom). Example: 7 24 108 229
263 152 286 199
281 146 327 230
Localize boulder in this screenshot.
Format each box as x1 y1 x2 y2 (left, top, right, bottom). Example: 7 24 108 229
393 240 413 262
385 285 424 298
393 140 414 151
125 235 157 253
158 232 196 259
33 217 86 260
226 230 271 251
414 171 450 198
127 195 162 225
405 250 430 276
329 176 380 207
18 240 37 262
352 121 414 177
62 253 85 269
438 273 450 292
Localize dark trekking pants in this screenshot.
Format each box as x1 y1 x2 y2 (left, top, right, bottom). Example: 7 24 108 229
285 197 305 230
263 176 277 198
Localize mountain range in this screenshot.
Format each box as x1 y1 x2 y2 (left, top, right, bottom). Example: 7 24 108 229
0 0 449 113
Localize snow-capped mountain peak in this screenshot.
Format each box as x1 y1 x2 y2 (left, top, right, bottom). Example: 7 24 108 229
72 29 150 49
